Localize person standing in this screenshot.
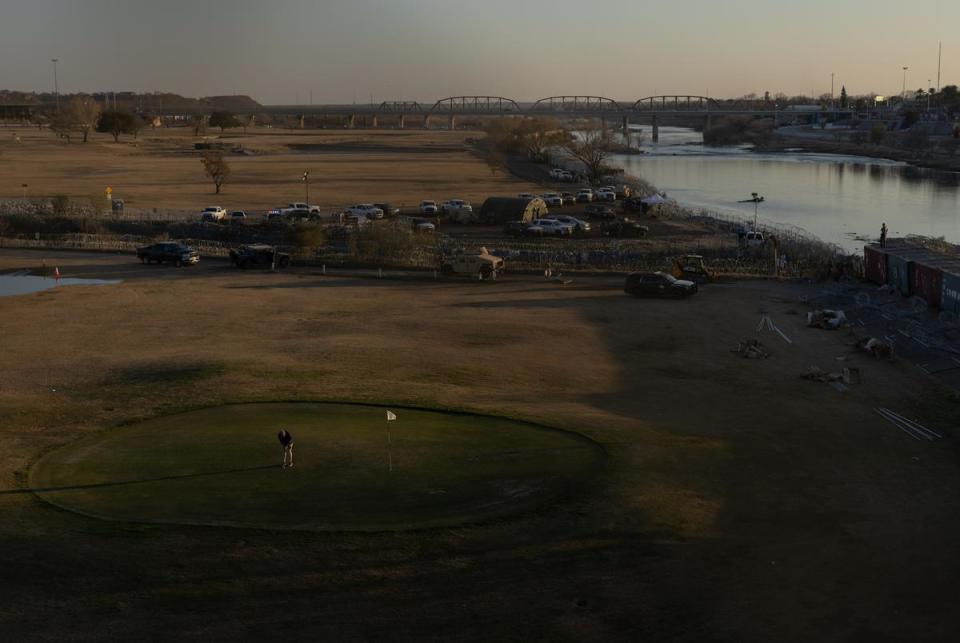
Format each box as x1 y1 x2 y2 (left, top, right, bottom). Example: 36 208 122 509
278 429 294 468
880 223 888 248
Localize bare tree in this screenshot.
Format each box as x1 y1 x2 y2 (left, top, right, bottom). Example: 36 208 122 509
200 152 231 194
50 112 73 143
67 96 102 143
560 128 615 183
192 114 207 137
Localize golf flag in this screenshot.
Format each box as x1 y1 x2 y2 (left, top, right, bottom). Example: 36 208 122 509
386 410 397 422
54 267 60 282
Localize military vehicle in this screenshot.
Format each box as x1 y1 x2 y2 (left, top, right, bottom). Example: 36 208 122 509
440 247 504 279
229 244 290 269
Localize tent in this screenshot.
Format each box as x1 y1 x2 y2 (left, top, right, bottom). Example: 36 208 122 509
640 194 668 205
479 197 549 224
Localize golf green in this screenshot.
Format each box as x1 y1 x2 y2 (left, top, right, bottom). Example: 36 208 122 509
30 403 605 531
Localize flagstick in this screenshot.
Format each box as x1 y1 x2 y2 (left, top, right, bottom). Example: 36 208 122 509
387 426 393 472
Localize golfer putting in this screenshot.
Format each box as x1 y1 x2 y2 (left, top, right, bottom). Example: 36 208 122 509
278 429 294 468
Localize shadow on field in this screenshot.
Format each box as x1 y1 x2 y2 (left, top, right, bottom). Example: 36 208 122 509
2 465 276 495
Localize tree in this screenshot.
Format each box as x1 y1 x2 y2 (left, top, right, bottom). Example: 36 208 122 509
97 110 141 142
191 114 207 137
67 95 102 143
869 124 887 145
200 151 231 194
839 86 848 108
50 112 74 143
209 111 240 134
560 128 615 183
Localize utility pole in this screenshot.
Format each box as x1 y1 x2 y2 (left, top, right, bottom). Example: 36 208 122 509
928 79 932 112
51 58 60 112
302 170 310 205
831 72 835 108
902 66 909 99
937 41 942 92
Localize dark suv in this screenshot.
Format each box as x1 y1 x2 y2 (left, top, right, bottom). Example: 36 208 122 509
136 242 200 266
229 244 290 269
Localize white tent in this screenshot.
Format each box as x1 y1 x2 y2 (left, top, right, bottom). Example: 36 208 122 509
641 194 668 205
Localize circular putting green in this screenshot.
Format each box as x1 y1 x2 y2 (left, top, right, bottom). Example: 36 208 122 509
31 403 604 531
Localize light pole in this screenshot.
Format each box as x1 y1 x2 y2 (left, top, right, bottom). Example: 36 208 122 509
302 170 310 205
51 58 60 112
738 192 765 230
902 66 909 99
927 79 932 111
831 72 835 108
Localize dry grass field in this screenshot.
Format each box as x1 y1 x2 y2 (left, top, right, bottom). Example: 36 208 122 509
0 125 542 212
1 249 959 641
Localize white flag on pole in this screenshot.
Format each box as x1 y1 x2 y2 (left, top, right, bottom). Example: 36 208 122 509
386 410 397 421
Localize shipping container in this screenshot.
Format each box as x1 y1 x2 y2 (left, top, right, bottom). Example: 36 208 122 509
886 252 912 296
909 261 943 308
942 271 960 315
863 245 887 284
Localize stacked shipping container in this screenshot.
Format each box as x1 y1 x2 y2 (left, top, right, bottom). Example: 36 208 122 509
863 240 960 313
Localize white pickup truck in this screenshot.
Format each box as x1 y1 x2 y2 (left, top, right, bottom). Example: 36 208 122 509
200 206 227 221
280 202 321 215
441 199 475 223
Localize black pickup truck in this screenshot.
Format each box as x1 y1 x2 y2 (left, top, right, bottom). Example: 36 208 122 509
229 244 290 269
136 242 200 266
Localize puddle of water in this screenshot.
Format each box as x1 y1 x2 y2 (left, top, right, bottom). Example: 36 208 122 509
0 273 121 298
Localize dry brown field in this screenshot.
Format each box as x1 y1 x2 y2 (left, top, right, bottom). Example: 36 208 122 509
1 249 958 641
0 125 542 212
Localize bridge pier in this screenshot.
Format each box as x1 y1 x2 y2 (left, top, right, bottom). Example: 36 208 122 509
297 115 305 129
371 115 378 129
651 115 659 142
600 115 607 135
622 115 630 139
449 114 456 131
347 114 356 129
705 114 712 132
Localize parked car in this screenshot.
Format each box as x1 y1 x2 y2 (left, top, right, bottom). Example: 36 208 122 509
136 242 200 267
346 204 384 219
229 244 290 269
530 218 574 236
584 204 616 220
545 215 590 233
624 272 697 298
200 206 227 220
441 199 474 223
560 192 577 205
503 220 530 237
440 247 504 278
524 224 546 237
374 203 400 217
229 211 247 225
576 189 594 203
344 213 370 227
517 193 537 200
419 200 438 214
279 202 321 216
595 189 616 202
541 192 564 207
602 218 648 238
409 217 436 233
558 171 574 182
744 230 765 247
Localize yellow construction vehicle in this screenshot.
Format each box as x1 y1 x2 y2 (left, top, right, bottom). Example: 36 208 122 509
671 254 714 283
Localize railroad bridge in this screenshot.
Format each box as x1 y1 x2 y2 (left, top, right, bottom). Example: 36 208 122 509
264 95 849 140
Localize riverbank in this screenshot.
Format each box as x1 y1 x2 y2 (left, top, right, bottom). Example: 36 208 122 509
756 133 960 173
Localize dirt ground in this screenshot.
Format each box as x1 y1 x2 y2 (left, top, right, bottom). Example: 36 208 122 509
1 248 958 641
0 125 542 212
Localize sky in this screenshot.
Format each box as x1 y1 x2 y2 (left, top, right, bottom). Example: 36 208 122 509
0 0 955 104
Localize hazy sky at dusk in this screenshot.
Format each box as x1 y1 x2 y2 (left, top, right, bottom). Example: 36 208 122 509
0 0 955 104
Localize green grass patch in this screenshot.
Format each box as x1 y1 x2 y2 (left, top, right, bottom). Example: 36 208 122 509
30 402 604 531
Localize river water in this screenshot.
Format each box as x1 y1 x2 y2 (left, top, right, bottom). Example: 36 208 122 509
610 127 960 252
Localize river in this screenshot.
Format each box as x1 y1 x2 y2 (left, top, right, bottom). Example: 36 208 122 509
610 127 960 252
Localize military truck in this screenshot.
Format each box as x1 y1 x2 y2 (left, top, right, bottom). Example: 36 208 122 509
229 244 290 269
440 247 504 279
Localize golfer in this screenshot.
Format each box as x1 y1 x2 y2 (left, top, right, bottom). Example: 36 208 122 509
278 429 294 468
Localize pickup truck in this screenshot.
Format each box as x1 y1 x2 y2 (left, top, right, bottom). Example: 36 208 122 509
137 242 200 266
200 206 227 221
279 203 321 215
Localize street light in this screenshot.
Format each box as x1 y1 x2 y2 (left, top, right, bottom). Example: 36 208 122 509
51 58 59 112
738 192 765 230
902 66 909 99
302 170 310 205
